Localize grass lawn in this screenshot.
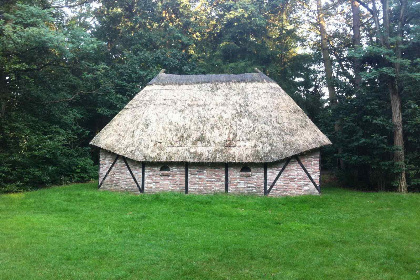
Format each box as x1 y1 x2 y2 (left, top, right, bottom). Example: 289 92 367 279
0 183 419 279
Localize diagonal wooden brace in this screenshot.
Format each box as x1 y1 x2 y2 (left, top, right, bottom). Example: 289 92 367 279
295 156 321 193
122 157 143 193
98 155 119 189
266 157 291 195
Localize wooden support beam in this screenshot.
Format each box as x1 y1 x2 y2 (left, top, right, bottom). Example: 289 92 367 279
225 163 229 193
185 162 189 194
295 156 321 193
264 163 268 195
98 155 119 189
141 162 145 193
267 158 291 195
122 157 142 193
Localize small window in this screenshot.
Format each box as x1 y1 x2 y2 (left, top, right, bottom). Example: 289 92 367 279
160 165 170 171
240 166 251 173
240 166 252 177
160 165 171 176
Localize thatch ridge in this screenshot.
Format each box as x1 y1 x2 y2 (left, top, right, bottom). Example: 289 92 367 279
91 72 331 163
148 72 275 85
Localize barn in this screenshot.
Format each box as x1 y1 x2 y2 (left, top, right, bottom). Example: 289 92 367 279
90 70 331 196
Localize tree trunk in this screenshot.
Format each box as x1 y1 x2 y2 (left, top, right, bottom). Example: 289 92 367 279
383 0 407 192
317 0 344 169
351 0 362 89
392 0 408 192
382 0 390 48
389 82 407 192
316 0 336 104
355 0 408 192
370 0 384 45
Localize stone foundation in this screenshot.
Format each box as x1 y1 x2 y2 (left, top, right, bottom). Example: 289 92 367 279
98 149 320 196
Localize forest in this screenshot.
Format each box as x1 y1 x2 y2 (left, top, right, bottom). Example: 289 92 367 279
0 0 419 193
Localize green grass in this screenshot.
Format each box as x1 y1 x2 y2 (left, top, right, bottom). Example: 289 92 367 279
0 183 419 280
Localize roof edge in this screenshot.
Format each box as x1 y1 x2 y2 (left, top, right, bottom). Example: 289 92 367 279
89 141 330 164
147 71 276 86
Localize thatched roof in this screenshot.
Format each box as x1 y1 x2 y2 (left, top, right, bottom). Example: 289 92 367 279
90 71 331 163
148 72 275 85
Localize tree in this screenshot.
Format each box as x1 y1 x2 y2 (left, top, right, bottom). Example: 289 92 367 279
351 0 362 89
306 0 419 191
0 3 104 191
354 0 417 192
1 0 418 192
316 0 337 104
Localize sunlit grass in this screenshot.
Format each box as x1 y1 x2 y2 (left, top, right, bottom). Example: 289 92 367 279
0 183 419 279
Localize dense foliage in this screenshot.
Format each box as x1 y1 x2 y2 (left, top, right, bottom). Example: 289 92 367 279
0 0 419 192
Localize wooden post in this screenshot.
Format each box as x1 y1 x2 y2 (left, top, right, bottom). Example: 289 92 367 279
295 156 321 193
225 163 229 193
141 162 145 193
264 163 268 195
122 157 142 193
185 162 189 194
98 155 119 189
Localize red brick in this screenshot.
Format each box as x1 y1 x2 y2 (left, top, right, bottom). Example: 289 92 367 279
98 150 321 196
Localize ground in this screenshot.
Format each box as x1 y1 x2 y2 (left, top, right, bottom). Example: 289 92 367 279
0 182 419 279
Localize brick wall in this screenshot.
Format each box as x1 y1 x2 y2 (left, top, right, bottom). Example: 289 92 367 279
144 163 185 193
99 150 142 193
267 151 320 196
228 163 264 195
98 149 320 196
189 163 225 194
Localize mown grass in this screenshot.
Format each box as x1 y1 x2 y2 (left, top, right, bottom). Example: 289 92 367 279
0 183 419 279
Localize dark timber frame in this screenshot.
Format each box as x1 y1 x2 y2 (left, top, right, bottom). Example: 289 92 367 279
98 155 119 189
99 153 320 195
225 163 229 193
264 155 320 195
295 156 320 193
98 155 145 193
266 158 291 195
122 157 143 193
263 163 268 195
185 162 189 194
141 163 145 192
